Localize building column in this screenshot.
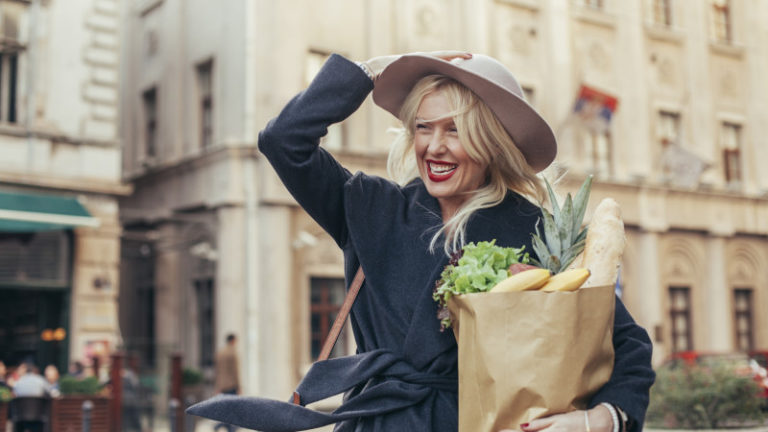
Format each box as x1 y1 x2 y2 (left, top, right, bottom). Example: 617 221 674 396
706 235 732 351
253 203 294 399
215 205 248 382
637 230 665 364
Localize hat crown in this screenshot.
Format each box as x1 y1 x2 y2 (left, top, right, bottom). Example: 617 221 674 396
452 55 525 101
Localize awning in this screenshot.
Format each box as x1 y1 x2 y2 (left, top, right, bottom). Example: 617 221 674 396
0 190 100 232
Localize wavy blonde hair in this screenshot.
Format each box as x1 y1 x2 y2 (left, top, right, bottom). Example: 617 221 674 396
387 75 546 255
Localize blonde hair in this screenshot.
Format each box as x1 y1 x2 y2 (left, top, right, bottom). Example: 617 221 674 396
387 75 546 255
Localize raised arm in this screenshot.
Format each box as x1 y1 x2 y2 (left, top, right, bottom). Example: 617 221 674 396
258 54 373 246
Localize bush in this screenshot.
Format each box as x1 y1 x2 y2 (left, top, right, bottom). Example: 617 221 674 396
646 362 766 428
59 376 102 395
0 386 12 402
182 368 204 386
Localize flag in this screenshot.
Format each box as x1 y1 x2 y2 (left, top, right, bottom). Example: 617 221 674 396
572 84 619 133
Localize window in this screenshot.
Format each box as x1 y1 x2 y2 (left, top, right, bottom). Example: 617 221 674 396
658 111 680 146
0 231 70 286
721 122 741 185
197 60 214 149
711 0 731 43
577 0 604 10
195 278 215 367
142 88 158 159
310 277 347 360
0 1 23 124
652 0 673 26
0 52 18 123
305 50 343 150
733 288 753 351
589 131 612 177
669 286 692 353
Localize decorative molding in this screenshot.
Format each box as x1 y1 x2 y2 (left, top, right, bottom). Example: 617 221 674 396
572 8 616 30
709 41 746 59
494 0 540 12
644 23 685 45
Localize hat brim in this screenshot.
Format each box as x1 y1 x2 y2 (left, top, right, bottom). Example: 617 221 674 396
372 54 556 172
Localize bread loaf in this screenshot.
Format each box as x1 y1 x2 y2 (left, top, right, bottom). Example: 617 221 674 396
581 198 625 288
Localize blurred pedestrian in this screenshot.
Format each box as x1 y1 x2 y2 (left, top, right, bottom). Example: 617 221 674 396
0 360 10 391
44 364 61 397
13 362 51 397
67 360 85 378
213 333 240 432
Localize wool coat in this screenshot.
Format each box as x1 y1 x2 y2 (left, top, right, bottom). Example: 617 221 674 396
187 54 655 432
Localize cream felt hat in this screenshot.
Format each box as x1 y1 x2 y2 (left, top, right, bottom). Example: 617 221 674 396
372 54 557 172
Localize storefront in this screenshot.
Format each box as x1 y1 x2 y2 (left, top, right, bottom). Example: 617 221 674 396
0 190 99 373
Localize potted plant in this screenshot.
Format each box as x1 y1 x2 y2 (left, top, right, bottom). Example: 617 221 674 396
0 386 12 427
51 376 111 432
182 368 205 432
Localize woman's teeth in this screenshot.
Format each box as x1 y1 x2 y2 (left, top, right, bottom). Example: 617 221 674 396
429 162 457 174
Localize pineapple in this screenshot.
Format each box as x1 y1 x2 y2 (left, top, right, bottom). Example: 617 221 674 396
531 176 593 274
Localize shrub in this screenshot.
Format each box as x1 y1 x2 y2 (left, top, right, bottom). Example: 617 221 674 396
0 386 12 402
646 362 766 428
59 376 102 395
182 368 204 386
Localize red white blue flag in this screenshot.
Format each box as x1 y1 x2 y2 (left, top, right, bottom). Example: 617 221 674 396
572 84 619 133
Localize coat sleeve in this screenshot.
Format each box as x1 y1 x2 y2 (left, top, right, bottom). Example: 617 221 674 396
589 297 656 432
258 54 374 246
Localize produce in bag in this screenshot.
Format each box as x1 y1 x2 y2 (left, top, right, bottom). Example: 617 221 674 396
434 176 625 431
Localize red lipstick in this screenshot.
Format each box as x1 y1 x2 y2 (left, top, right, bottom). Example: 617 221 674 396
427 160 457 182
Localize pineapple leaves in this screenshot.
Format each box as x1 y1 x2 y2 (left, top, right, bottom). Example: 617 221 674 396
531 176 593 274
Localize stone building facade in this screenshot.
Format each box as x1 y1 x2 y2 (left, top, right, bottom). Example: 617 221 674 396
0 0 125 376
118 0 768 405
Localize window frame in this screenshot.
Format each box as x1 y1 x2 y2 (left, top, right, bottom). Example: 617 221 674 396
721 121 742 185
196 59 214 149
733 288 754 352
142 87 158 159
711 0 732 43
309 276 348 361
669 285 693 353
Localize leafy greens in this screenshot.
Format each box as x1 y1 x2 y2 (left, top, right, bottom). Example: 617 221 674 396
433 240 529 330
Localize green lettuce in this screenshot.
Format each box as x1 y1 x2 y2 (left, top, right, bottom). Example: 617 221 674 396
433 240 529 330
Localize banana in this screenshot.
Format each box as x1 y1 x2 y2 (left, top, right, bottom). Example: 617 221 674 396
540 268 591 292
490 268 551 293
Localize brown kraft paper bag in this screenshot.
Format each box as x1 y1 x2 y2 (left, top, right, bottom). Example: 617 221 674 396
447 284 615 432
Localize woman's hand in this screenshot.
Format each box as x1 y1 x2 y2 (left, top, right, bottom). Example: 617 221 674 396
362 50 473 79
499 405 613 432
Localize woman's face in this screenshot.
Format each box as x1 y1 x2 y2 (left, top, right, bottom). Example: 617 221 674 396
413 90 488 219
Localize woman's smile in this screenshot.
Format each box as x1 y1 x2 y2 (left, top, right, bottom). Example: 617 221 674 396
413 90 488 220
426 160 458 181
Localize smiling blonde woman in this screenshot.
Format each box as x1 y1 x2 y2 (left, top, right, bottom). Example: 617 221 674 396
188 51 655 432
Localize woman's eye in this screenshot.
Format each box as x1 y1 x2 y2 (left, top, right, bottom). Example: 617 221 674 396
415 123 429 130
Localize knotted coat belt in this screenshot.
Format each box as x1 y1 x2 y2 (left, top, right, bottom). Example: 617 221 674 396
187 349 457 432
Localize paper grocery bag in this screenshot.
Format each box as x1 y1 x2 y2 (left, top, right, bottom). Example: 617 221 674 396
447 285 615 432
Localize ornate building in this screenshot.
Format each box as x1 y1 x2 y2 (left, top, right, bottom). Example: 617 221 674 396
0 0 125 376
118 0 767 409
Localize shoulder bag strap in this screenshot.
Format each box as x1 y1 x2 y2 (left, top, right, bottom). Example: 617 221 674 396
293 266 365 405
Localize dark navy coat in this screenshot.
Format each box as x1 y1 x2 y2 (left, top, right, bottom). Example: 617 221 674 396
187 54 655 432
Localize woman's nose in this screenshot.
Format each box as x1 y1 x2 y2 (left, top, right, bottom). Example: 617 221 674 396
428 131 447 154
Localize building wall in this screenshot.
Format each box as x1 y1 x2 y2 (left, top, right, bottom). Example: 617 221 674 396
119 0 768 402
0 0 126 373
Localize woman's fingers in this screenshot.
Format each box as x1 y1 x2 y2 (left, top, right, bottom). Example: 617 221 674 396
519 416 556 432
422 50 473 61
362 51 473 79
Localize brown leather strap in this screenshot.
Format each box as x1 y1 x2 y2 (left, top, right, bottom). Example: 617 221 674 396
319 267 365 361
293 267 365 406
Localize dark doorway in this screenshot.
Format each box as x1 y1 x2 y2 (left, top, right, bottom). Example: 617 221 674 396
0 289 68 372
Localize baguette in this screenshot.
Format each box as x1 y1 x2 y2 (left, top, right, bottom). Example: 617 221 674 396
581 198 625 288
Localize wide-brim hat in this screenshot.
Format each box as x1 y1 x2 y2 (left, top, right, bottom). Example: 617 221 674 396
372 54 557 172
